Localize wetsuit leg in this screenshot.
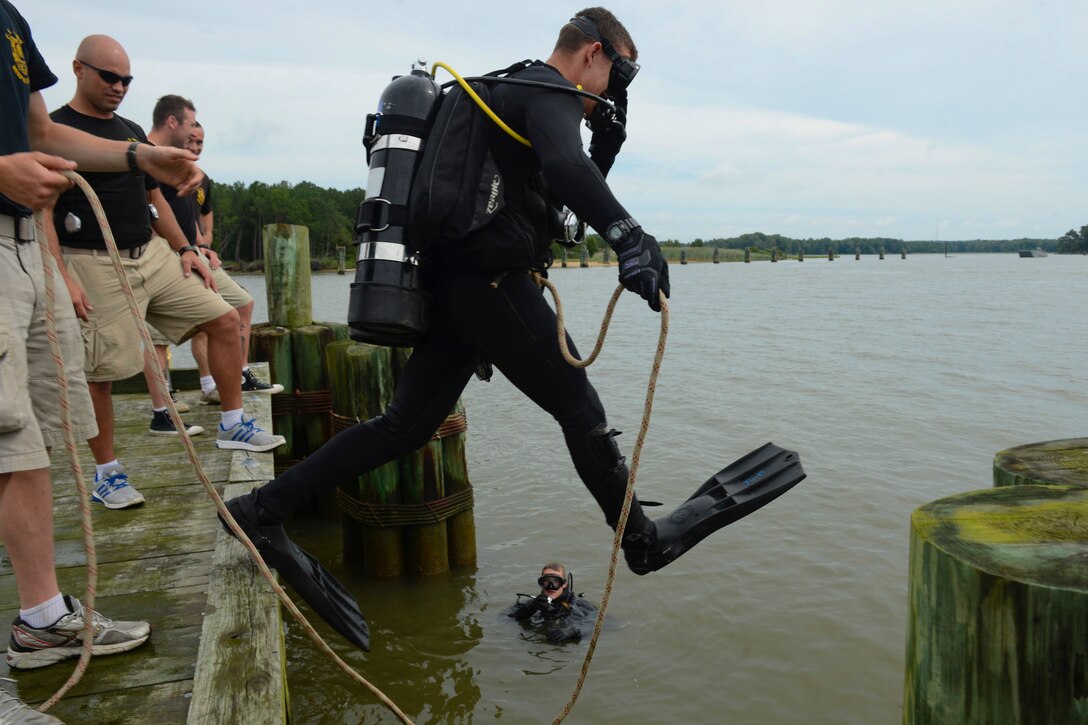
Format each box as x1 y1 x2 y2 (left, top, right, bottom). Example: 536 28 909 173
441 270 653 541
253 325 479 524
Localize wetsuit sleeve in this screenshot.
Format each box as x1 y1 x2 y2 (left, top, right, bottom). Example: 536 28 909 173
521 90 630 236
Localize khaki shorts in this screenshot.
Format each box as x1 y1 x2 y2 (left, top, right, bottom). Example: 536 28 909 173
210 264 253 310
148 262 251 347
1 234 97 474
62 236 233 382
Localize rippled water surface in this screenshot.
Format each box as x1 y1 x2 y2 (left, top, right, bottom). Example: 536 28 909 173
193 254 1088 723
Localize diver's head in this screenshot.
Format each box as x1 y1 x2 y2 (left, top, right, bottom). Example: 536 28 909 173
547 8 638 114
538 562 569 599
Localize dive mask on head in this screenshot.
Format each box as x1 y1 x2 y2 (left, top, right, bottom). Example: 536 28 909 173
569 16 639 90
538 575 565 591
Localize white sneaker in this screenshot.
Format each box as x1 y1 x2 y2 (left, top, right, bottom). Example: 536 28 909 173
216 416 285 453
91 465 145 509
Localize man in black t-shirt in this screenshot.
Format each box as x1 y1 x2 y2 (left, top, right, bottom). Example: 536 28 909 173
150 106 279 399
44 35 283 510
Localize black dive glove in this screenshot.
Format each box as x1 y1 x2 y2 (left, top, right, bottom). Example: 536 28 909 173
547 625 580 643
607 220 670 312
587 86 627 177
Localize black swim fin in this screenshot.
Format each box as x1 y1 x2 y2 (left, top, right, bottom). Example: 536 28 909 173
220 492 371 651
625 442 805 575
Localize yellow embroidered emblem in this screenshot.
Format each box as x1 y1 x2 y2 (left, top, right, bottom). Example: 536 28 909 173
196 187 206 205
5 28 29 85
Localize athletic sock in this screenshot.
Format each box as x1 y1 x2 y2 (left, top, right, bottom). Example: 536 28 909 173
221 408 244 429
20 593 68 629
96 459 120 478
200 375 216 395
152 406 168 414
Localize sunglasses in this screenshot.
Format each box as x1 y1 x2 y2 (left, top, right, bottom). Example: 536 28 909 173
569 16 640 90
538 575 565 591
77 59 133 87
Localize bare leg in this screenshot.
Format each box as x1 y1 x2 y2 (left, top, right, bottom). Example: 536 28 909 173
143 347 169 409
191 332 211 378
0 468 60 609
197 309 243 411
237 300 254 366
86 380 116 465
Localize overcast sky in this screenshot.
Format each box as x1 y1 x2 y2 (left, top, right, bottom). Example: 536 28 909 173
22 0 1087 241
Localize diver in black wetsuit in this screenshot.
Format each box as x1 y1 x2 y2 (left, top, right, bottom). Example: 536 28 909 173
228 6 666 567
508 563 597 644
219 8 803 651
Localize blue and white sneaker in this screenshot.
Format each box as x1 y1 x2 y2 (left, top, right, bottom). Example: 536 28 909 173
216 415 285 453
92 464 146 509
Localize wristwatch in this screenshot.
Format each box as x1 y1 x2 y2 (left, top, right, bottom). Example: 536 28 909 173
605 217 639 242
178 244 201 256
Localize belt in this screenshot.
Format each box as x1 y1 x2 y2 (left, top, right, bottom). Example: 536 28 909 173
61 242 150 260
0 213 35 242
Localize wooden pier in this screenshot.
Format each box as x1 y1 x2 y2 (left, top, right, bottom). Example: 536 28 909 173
0 365 284 724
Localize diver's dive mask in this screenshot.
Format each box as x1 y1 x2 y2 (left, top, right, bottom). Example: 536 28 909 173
569 15 639 90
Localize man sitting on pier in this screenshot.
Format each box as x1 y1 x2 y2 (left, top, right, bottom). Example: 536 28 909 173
42 34 285 509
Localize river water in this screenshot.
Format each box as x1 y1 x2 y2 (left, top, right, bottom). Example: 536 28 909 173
197 254 1088 724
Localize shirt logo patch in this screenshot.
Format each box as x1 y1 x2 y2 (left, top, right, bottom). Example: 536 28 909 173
5 28 29 85
196 187 205 205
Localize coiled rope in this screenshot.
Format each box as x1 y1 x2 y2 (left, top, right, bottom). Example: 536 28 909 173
533 274 669 724
36 172 412 724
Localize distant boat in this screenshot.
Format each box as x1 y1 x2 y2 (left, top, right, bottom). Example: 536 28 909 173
1018 248 1048 258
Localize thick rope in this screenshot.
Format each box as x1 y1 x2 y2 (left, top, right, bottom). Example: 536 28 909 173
33 212 97 712
47 173 413 724
533 275 669 724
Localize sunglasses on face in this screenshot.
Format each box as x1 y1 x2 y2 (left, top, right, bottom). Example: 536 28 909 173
538 575 565 591
77 59 133 87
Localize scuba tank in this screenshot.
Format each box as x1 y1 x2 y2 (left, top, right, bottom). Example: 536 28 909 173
347 61 441 346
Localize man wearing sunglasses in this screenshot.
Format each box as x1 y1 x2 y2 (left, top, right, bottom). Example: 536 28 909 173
42 34 284 509
507 563 597 644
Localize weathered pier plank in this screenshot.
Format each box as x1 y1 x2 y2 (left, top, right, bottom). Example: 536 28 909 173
0 365 284 723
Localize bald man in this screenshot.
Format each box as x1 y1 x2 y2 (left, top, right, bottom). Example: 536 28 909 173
43 35 284 509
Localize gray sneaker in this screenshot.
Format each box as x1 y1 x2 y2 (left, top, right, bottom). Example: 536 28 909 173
0 681 63 724
200 388 220 405
91 464 145 509
216 416 285 453
6 595 151 671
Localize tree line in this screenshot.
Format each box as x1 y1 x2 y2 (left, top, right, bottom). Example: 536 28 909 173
207 180 1080 263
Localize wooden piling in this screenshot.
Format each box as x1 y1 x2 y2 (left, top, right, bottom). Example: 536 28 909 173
327 342 404 577
901 246 907 259
680 249 687 265
798 249 804 262
855 248 861 260
561 247 568 268
828 246 834 261
903 485 1088 724
713 247 720 264
289 324 340 459
879 247 885 260
336 245 346 275
601 247 611 265
770 247 778 262
442 399 476 567
580 247 588 267
262 224 312 328
993 437 1088 488
744 247 751 263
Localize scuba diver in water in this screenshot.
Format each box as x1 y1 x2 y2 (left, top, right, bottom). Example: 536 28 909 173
220 7 804 651
508 563 597 644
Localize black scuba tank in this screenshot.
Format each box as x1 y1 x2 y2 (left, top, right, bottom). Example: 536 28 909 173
348 61 441 346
